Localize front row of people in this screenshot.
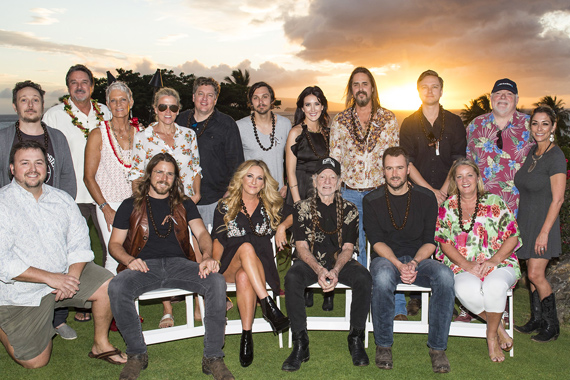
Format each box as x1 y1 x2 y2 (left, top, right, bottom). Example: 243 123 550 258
0 142 525 377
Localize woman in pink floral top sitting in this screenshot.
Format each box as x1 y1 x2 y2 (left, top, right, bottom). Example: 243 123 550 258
435 157 521 363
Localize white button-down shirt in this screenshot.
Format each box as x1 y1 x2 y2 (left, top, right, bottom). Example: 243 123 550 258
0 181 94 306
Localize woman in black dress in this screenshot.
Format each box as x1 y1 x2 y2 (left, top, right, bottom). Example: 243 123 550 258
285 86 333 310
213 160 292 367
514 105 566 342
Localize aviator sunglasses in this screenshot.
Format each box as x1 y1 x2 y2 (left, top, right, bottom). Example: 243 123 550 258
157 104 179 112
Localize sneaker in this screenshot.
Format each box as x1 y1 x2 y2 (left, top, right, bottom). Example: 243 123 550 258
55 323 77 340
454 306 475 322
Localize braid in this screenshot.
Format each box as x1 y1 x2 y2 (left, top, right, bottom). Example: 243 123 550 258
335 191 343 248
310 191 319 253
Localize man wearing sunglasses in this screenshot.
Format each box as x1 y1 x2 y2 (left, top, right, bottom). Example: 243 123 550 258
176 77 244 228
466 78 532 217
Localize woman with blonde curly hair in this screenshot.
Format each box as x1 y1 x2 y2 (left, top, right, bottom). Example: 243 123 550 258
212 159 292 368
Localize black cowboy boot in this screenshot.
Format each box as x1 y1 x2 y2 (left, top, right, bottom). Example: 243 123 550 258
348 327 369 366
322 291 334 311
282 330 310 371
531 293 560 342
259 296 290 334
515 290 542 334
239 330 253 367
304 288 314 307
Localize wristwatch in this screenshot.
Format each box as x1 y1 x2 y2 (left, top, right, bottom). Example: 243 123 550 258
98 202 108 210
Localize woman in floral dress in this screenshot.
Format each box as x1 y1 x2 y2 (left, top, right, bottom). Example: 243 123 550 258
435 158 521 363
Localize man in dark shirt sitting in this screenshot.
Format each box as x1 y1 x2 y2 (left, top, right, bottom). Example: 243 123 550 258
282 157 372 372
363 147 454 373
108 153 233 380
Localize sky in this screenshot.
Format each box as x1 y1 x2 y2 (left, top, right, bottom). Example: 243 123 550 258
1 0 570 114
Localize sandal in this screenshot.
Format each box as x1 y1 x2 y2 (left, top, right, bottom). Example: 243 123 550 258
226 296 234 311
159 314 174 329
88 347 126 365
74 311 92 322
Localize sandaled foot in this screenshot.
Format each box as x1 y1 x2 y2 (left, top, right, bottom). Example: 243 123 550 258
226 296 234 311
487 337 505 363
88 347 127 364
74 311 92 322
498 321 513 352
159 314 174 329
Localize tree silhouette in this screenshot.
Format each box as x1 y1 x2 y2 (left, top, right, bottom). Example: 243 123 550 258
533 95 570 143
224 69 250 87
461 94 492 126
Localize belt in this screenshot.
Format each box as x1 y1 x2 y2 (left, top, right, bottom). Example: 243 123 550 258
343 183 380 192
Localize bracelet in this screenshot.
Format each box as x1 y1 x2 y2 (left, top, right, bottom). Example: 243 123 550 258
411 259 420 266
126 258 135 266
98 202 108 210
290 184 298 188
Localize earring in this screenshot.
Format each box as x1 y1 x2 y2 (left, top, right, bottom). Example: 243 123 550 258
549 133 555 142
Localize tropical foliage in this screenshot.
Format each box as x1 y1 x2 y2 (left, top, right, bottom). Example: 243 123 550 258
460 94 491 126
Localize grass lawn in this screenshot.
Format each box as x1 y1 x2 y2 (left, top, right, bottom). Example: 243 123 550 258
1 222 568 379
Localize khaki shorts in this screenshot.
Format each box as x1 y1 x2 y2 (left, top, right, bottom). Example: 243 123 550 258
0 262 113 361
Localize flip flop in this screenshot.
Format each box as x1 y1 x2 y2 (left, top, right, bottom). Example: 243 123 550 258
88 348 125 365
74 311 92 322
159 313 174 328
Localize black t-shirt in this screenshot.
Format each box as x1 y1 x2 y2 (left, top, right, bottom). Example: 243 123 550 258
114 196 201 260
12 130 56 187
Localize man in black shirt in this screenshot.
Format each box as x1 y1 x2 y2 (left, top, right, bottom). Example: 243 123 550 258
282 157 372 372
108 153 233 380
176 77 244 228
363 147 454 373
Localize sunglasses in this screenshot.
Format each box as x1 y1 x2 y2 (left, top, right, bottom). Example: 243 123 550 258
157 104 179 113
496 130 503 150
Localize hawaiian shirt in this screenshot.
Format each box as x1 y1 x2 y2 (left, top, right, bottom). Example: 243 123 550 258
129 122 201 197
466 111 532 216
434 193 521 280
330 107 399 188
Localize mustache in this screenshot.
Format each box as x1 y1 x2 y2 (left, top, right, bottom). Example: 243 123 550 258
356 90 367 97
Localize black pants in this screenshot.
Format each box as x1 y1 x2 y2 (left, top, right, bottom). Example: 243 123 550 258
285 260 372 332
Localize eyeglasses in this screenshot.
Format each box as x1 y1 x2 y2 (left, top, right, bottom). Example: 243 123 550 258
157 104 179 113
496 130 503 150
152 170 175 178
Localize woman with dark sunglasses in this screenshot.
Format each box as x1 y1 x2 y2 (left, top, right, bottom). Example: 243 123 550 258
129 87 202 328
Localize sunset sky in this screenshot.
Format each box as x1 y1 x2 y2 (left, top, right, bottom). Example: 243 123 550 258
1 1 569 114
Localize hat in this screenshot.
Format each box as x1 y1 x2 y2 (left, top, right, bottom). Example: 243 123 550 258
491 78 518 94
316 157 341 176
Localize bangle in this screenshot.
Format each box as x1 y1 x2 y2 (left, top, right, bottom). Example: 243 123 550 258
411 259 420 266
98 202 108 210
290 184 298 188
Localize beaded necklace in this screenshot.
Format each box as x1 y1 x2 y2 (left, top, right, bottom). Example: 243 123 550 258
385 184 412 230
457 193 481 234
302 123 329 159
187 109 214 139
15 121 49 149
241 199 271 237
146 195 174 238
106 118 141 169
251 112 276 151
314 206 342 235
349 106 374 144
418 105 445 156
62 95 105 139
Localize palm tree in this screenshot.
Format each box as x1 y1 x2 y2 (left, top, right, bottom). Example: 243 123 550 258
461 94 492 126
224 69 250 86
533 95 570 139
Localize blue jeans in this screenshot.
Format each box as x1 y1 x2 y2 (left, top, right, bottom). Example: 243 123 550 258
394 292 407 316
370 256 455 350
108 257 227 357
341 188 372 268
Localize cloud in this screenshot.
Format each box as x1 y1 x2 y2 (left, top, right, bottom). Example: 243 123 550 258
156 34 188 45
27 8 65 25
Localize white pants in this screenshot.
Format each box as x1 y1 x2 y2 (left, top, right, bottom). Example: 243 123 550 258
454 266 516 314
95 201 122 275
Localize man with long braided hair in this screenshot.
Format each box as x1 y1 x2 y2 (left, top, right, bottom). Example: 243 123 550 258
282 157 372 372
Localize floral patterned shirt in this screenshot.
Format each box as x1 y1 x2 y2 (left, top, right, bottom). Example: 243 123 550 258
129 122 201 197
330 107 399 188
434 193 521 280
466 111 532 216
293 197 359 270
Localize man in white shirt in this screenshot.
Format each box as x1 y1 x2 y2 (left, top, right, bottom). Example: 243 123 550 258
43 64 111 323
0 141 125 368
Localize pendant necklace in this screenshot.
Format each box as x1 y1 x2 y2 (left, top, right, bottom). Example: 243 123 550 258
418 105 445 156
528 141 552 173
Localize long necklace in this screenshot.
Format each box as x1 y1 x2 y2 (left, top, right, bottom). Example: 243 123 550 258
251 112 276 151
457 193 481 234
187 109 214 139
314 206 343 235
107 118 140 168
15 121 49 149
528 141 553 173
146 195 174 238
302 123 329 159
385 185 412 230
418 105 445 156
241 199 270 237
349 106 374 144
62 95 105 139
